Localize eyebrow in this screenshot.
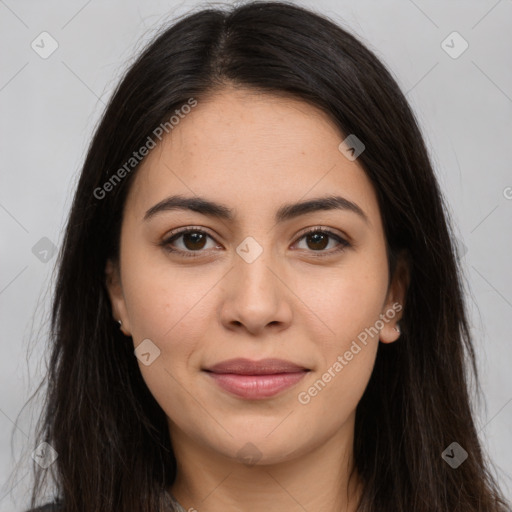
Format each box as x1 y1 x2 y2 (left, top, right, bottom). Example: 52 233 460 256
143 194 368 224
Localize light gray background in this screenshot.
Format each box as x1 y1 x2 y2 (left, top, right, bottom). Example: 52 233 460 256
1 0 511 509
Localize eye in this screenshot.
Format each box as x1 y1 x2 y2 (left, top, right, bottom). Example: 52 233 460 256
293 227 350 257
160 226 351 258
160 227 220 258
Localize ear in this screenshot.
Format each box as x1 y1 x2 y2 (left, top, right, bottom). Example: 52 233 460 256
379 251 409 344
105 258 131 336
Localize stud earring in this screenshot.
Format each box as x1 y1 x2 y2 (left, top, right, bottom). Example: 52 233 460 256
394 324 401 334
117 319 122 327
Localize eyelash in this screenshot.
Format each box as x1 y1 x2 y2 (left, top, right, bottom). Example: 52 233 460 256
160 226 351 259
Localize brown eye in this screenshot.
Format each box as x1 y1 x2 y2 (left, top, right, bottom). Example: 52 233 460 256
294 228 350 256
160 226 350 259
305 232 329 250
161 228 218 258
181 231 207 250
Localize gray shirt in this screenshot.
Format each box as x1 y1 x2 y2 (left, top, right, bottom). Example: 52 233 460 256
166 491 188 512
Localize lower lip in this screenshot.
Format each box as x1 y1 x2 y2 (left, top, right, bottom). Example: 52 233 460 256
205 371 308 399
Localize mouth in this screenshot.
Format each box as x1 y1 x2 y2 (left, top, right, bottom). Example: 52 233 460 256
202 358 311 400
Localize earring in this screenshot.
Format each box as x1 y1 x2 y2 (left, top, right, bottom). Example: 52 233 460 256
117 319 122 327
394 324 401 334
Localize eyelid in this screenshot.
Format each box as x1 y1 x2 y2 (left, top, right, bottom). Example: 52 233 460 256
160 225 351 257
163 225 217 241
292 226 351 257
160 225 221 257
295 225 350 243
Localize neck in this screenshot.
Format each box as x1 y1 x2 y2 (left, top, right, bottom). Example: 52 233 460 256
168 414 362 512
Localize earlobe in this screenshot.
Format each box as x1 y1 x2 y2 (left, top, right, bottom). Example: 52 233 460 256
379 251 409 344
379 318 402 344
105 259 131 336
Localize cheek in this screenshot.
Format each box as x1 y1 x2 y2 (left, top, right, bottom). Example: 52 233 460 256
120 258 214 413
294 269 385 423
292 251 388 409
296 253 389 343
120 252 220 390
121 243 211 341
301 341 377 430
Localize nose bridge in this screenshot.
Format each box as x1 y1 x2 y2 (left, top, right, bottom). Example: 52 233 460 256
221 234 292 332
234 235 279 300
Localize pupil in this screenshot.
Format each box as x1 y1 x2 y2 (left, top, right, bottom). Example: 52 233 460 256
308 233 327 250
184 232 206 250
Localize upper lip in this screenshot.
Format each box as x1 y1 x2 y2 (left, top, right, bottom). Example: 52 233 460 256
204 358 310 375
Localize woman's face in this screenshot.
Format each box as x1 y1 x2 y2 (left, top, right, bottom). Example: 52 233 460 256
106 87 405 466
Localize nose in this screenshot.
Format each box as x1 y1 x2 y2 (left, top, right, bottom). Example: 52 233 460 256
219 247 293 336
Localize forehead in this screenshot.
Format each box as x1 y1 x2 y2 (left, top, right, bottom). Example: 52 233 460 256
125 88 381 226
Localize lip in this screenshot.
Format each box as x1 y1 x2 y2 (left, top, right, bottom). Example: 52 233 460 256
205 357 309 375
203 358 310 400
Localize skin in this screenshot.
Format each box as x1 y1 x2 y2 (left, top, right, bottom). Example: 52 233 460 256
106 86 408 512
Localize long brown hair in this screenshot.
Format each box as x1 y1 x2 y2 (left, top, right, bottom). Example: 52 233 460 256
13 1 509 510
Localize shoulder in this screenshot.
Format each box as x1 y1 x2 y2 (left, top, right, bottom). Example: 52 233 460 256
25 501 64 512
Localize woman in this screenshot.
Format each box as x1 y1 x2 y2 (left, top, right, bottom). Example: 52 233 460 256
21 1 509 511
